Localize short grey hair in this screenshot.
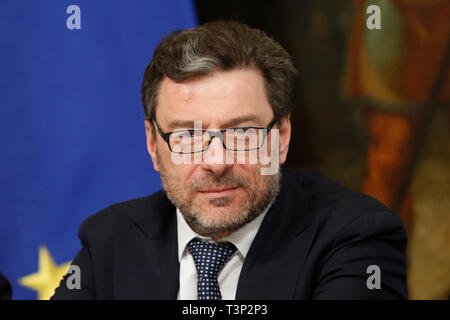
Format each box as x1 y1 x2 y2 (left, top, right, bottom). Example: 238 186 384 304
141 20 297 123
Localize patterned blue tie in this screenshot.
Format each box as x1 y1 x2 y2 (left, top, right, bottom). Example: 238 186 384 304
187 238 237 300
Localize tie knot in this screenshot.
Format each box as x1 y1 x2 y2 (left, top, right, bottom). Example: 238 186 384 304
187 238 237 279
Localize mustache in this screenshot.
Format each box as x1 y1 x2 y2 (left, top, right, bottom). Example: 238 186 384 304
189 172 250 192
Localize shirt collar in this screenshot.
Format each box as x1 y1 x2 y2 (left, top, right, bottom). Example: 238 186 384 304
176 204 271 262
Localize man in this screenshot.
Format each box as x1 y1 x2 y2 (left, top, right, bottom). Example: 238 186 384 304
52 21 407 299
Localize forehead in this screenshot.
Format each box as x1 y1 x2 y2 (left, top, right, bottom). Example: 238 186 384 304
156 68 273 128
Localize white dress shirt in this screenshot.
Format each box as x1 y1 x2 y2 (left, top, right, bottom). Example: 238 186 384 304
176 205 270 300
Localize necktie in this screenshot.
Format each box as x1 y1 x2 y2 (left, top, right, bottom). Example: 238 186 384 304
187 238 237 300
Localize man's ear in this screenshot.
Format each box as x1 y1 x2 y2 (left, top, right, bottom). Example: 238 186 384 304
278 115 291 165
144 119 160 172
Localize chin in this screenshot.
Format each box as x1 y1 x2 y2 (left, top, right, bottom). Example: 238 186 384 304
196 204 245 226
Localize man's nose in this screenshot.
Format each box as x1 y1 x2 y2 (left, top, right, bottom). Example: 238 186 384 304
200 135 232 175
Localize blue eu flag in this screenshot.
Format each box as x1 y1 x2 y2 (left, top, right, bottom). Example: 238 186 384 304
0 0 197 299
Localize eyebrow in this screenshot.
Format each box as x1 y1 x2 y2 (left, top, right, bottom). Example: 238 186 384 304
167 114 263 130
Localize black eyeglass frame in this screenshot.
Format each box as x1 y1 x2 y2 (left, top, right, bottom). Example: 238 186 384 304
147 117 278 154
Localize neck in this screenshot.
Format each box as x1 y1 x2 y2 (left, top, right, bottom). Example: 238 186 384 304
209 231 232 241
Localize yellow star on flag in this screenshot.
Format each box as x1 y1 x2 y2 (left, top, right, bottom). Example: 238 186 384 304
19 246 71 300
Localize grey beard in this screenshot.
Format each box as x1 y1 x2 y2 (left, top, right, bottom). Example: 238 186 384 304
179 173 280 238
157 151 281 238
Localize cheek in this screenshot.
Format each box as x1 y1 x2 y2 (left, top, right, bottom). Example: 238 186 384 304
163 160 197 189
235 165 259 188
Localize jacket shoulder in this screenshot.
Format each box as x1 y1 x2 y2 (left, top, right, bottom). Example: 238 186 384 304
78 190 167 243
283 169 407 299
282 168 402 230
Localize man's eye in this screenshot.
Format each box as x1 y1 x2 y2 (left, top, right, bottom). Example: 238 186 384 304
182 131 195 137
229 128 248 136
173 130 201 139
230 128 259 135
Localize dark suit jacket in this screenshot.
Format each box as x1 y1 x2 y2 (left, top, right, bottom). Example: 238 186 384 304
0 272 12 300
52 168 408 299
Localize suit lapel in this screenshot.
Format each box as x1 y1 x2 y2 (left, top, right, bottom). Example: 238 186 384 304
236 169 311 299
126 191 179 299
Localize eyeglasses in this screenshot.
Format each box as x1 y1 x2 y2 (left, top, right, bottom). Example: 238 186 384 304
148 117 278 154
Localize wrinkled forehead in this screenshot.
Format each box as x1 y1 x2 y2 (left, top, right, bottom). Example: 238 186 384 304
155 69 273 129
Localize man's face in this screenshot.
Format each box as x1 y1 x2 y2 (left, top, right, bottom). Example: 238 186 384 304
145 69 291 239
